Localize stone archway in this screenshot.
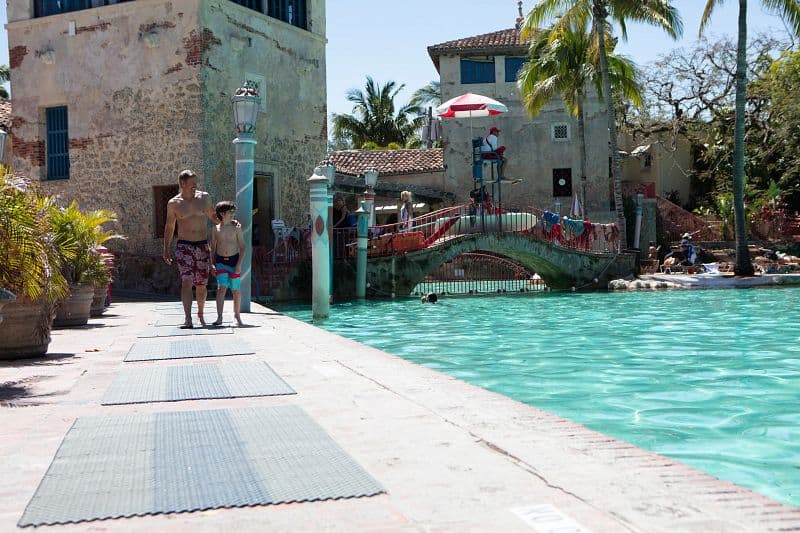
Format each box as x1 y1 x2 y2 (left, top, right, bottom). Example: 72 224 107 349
366 232 636 297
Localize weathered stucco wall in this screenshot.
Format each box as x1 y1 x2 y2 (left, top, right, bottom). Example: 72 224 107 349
438 54 614 222
8 0 204 258
199 0 327 229
7 0 327 294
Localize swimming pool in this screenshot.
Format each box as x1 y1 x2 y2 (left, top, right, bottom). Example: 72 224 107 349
280 287 800 507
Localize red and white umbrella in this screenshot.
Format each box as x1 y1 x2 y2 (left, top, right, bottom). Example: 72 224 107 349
436 92 508 138
436 92 508 118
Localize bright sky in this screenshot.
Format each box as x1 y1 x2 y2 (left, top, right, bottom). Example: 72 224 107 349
0 1 790 118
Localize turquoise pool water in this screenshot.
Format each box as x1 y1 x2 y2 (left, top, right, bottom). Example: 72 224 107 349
280 287 800 507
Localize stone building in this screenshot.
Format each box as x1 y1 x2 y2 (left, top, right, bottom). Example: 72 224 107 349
326 148 454 224
6 0 327 292
620 131 693 208
428 20 615 221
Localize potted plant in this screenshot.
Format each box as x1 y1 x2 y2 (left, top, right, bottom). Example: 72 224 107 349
87 249 113 317
51 202 122 327
0 172 74 358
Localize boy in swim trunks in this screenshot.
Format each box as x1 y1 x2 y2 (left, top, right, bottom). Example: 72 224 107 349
210 201 246 326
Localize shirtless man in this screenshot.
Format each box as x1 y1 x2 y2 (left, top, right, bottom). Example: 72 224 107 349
163 169 220 328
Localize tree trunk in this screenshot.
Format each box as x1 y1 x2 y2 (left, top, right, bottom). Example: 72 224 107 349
733 0 754 276
577 93 588 219
593 1 627 247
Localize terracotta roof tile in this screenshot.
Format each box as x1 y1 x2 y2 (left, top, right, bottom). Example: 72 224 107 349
428 28 530 70
327 148 444 177
0 100 11 129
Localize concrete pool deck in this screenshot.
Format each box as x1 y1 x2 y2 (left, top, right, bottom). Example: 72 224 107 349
1 301 799 531
612 272 800 290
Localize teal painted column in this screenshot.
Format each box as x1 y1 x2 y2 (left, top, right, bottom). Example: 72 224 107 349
234 132 256 312
320 164 335 299
308 166 330 319
355 201 368 299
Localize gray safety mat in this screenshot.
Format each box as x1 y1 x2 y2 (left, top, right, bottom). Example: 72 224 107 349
153 316 236 327
124 338 254 362
101 361 295 404
137 326 234 338
18 406 384 527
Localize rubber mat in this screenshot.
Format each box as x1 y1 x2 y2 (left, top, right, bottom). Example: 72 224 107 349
101 361 295 404
124 338 254 362
18 406 384 527
137 326 234 338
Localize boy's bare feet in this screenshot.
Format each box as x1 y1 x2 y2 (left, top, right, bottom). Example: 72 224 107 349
235 315 243 327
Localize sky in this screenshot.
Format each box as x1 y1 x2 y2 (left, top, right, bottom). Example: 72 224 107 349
0 0 790 118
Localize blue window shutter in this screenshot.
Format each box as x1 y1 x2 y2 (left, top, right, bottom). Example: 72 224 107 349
505 57 527 82
461 59 495 84
46 106 69 181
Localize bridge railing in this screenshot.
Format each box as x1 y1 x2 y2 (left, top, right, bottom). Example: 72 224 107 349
333 204 622 258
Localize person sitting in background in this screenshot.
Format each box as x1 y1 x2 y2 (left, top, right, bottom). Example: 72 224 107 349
648 241 659 261
481 126 507 177
679 238 697 266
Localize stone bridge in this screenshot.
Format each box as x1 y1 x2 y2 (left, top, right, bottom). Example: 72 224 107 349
363 232 636 296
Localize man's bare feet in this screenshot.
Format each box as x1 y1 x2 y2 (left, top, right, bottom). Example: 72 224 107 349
179 319 193 329
197 314 207 327
235 315 243 327
212 317 223 326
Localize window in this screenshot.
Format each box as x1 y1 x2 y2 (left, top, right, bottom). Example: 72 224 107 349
551 123 570 141
504 57 527 82
460 58 495 84
34 0 131 18
231 0 263 12
268 0 308 30
153 185 179 238
46 106 69 180
643 153 652 168
552 168 572 197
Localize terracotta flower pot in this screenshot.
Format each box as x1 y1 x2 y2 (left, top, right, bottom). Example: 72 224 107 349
0 289 15 327
90 285 108 317
54 284 94 327
0 298 55 359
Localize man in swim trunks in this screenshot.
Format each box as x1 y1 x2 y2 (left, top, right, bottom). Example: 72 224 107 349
162 169 222 328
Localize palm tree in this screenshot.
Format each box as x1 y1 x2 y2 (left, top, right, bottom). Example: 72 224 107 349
410 80 442 108
332 76 424 149
700 1 800 276
519 23 642 219
525 0 682 247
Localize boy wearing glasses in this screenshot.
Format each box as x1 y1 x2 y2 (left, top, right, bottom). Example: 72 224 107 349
210 201 246 326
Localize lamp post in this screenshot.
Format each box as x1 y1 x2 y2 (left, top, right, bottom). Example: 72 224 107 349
363 167 378 227
355 201 368 299
232 81 261 313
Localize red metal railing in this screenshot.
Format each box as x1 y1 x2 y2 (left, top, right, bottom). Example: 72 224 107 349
334 203 623 258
